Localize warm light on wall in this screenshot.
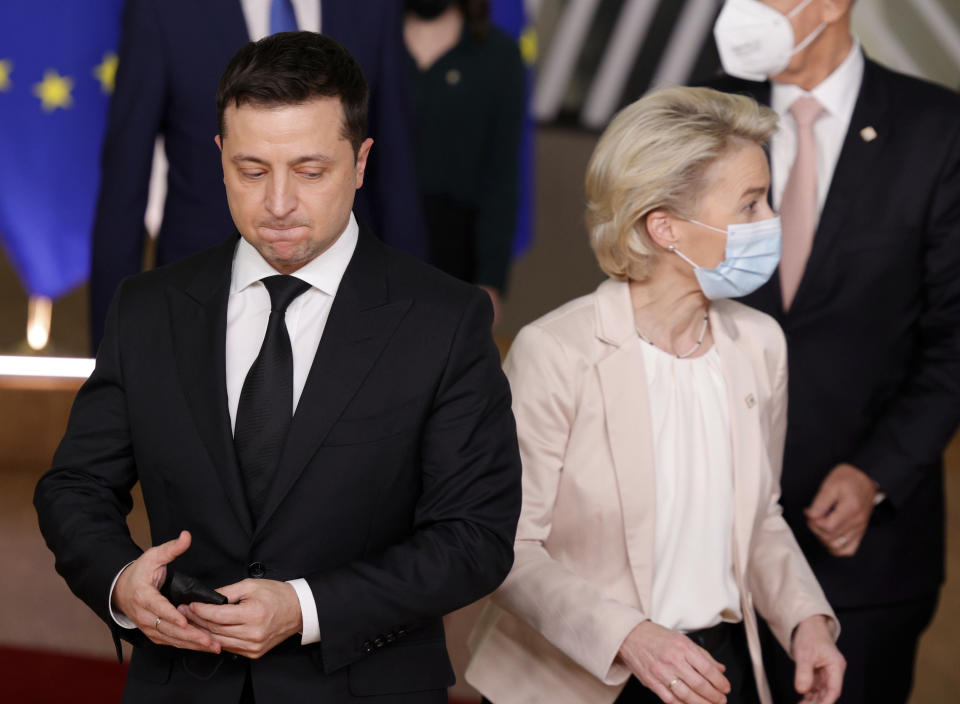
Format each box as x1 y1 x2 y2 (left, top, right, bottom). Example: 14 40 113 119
26 295 52 350
0 355 94 378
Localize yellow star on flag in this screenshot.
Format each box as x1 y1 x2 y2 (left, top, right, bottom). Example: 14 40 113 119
33 69 74 112
0 59 12 92
94 52 118 94
519 26 538 67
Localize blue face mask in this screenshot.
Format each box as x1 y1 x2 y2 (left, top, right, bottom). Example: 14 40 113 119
671 216 782 300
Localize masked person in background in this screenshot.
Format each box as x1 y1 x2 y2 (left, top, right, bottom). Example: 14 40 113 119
403 0 525 326
466 86 845 704
703 2 960 702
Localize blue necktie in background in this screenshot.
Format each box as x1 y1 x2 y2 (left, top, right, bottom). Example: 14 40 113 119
0 2 124 300
270 0 299 34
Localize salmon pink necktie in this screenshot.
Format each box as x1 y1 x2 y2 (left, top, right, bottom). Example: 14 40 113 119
779 95 824 311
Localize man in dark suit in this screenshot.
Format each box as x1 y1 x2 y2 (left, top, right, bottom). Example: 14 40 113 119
89 0 427 352
36 32 520 702
704 1 960 702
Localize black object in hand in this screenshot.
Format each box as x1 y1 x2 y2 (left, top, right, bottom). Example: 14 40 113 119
161 571 228 606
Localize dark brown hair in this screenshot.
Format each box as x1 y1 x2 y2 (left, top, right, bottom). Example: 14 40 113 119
216 31 369 157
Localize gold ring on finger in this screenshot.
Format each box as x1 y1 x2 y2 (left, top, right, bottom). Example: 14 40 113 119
668 677 680 689
154 616 161 630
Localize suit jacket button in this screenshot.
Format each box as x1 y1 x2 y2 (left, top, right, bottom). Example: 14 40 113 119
361 641 374 654
247 562 265 578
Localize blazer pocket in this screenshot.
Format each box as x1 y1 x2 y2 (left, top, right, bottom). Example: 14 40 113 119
841 225 914 252
347 638 455 696
128 647 173 684
324 394 425 446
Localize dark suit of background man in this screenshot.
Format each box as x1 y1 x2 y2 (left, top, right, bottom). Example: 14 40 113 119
36 31 521 703
89 0 427 352
704 1 960 702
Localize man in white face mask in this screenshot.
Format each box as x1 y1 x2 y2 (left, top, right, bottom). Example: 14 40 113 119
703 1 960 703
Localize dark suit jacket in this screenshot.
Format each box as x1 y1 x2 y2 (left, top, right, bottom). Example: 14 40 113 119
90 0 427 351
36 224 521 702
706 59 960 608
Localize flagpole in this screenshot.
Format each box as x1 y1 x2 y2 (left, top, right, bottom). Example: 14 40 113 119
26 295 52 351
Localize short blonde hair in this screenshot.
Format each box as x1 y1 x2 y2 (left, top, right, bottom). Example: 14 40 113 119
586 86 777 281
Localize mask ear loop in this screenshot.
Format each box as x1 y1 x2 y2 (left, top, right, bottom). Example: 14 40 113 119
786 0 826 55
669 243 702 270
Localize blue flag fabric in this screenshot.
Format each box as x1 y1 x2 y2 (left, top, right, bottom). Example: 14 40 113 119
490 0 535 256
0 2 124 299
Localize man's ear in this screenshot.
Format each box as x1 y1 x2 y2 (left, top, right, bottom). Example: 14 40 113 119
354 137 374 189
645 209 678 250
214 135 222 152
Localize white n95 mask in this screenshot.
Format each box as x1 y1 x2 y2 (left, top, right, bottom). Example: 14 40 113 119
671 216 782 300
713 0 826 82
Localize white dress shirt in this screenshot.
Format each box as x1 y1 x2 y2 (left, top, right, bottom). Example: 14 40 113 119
640 342 742 632
770 38 864 221
239 0 321 40
110 214 358 646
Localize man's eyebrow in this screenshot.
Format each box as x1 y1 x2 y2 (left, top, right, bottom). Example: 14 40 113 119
740 186 767 199
229 154 335 165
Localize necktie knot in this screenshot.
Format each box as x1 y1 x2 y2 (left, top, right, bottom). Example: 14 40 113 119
262 275 310 314
789 95 824 129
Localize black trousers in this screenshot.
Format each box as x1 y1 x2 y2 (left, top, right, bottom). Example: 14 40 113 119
761 593 938 704
482 622 759 704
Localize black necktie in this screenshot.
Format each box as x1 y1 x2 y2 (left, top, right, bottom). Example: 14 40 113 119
234 274 311 523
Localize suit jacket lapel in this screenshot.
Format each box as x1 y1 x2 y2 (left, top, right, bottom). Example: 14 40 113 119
593 280 657 610
710 304 763 579
168 236 254 537
788 59 888 314
254 229 412 535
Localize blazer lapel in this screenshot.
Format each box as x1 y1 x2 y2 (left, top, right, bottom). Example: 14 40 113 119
254 229 412 535
710 304 764 579
789 58 888 315
168 236 253 536
593 280 657 610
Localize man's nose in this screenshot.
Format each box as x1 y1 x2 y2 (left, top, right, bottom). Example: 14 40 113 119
265 174 296 218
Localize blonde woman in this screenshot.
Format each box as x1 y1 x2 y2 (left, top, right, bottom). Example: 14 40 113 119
466 87 845 704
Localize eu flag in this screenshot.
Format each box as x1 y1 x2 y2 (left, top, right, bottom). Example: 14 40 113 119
490 0 536 256
0 2 124 300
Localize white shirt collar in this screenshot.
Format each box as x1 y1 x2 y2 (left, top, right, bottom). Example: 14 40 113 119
771 37 864 121
231 211 359 297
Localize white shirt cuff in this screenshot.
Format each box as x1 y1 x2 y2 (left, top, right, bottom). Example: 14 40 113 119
108 561 137 629
287 578 321 644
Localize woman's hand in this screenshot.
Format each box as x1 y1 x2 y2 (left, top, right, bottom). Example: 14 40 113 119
792 615 845 704
618 621 730 704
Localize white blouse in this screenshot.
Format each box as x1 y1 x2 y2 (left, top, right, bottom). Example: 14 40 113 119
639 341 742 632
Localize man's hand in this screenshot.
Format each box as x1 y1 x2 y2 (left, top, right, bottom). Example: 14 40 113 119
112 530 220 653
183 579 303 659
618 621 730 704
804 463 877 556
792 615 845 704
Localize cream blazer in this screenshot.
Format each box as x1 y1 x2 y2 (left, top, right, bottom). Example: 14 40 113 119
466 279 837 704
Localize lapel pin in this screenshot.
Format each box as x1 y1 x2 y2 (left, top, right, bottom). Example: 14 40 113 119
860 126 877 142
446 68 461 86
745 394 757 409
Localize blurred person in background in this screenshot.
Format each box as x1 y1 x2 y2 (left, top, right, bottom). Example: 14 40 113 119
404 0 525 325
466 86 845 704
704 2 960 701
89 0 426 352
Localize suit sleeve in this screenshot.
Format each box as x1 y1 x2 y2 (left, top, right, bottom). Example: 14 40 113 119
305 289 521 673
848 111 960 507
747 324 839 654
473 38 525 291
34 282 145 636
89 0 167 352
491 324 645 685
